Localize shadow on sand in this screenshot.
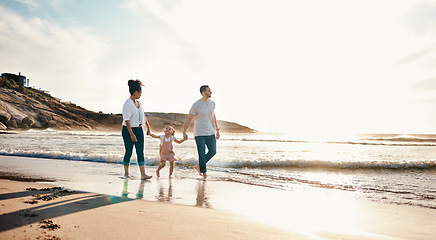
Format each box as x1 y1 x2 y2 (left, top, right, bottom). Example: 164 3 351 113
0 189 134 232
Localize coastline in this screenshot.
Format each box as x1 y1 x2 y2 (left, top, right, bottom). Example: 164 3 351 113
1 156 436 239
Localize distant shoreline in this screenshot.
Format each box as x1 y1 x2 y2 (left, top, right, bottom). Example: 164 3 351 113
0 82 256 133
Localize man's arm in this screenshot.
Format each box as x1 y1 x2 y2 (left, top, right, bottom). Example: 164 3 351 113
143 113 151 135
213 114 220 140
183 114 195 140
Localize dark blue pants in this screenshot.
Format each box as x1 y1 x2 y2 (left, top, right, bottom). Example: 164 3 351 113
195 135 217 173
122 126 145 166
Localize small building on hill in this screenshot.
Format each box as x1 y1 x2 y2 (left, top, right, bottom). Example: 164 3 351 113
1 72 28 87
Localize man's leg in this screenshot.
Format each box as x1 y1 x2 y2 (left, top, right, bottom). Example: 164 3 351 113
195 136 207 173
205 135 217 163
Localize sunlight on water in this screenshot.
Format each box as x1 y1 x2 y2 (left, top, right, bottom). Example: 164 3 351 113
206 180 367 236
1 130 436 209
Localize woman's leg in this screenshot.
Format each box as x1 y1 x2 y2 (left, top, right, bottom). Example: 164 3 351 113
123 166 130 178
122 126 134 177
133 128 145 166
132 128 151 180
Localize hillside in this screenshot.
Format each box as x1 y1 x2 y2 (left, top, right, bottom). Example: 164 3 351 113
0 77 256 133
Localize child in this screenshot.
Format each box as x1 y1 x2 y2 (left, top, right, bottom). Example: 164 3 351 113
147 126 185 177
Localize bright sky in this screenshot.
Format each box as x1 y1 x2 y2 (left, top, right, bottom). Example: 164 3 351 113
1 0 436 134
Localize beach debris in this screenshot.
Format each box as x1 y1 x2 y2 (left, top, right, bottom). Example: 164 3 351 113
33 194 59 201
40 187 61 191
43 235 62 240
39 219 61 231
24 187 76 205
24 199 38 204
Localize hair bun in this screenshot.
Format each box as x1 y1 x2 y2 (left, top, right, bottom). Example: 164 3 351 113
128 80 135 86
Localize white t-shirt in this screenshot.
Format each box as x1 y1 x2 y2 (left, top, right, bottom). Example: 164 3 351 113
122 98 146 127
159 135 175 145
189 99 216 136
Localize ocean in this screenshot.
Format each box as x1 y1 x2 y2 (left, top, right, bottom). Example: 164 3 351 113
1 129 435 210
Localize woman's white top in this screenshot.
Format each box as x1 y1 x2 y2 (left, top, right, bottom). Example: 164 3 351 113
122 98 145 127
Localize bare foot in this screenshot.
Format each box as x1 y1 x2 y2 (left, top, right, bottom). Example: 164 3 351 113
194 165 203 176
156 170 160 178
141 174 153 180
203 172 207 180
121 175 134 180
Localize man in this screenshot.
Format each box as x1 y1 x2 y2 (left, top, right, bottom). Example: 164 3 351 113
183 85 220 179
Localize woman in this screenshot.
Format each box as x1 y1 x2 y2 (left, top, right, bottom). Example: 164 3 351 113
122 79 152 180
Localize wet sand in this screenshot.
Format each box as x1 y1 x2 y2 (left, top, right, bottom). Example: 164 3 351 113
0 179 307 240
1 155 436 239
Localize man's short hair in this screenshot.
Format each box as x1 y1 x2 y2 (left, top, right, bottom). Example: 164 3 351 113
200 85 209 94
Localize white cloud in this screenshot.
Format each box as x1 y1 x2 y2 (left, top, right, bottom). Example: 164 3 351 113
2 1 436 133
0 6 109 106
404 1 436 36
113 0 436 133
14 0 39 8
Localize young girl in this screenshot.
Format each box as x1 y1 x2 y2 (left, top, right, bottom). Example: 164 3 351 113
148 126 185 177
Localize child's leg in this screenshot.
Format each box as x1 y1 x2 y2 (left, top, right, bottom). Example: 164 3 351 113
156 162 166 177
169 161 174 177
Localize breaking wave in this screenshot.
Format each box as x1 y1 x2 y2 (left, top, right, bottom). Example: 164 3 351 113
2 151 435 171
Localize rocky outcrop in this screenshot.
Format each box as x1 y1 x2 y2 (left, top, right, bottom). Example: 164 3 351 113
0 78 256 133
0 87 100 130
145 112 256 133
0 121 6 130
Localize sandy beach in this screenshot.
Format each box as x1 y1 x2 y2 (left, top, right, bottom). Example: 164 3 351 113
1 155 436 240
0 179 308 240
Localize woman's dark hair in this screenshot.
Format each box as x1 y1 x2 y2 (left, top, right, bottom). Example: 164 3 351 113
128 80 143 95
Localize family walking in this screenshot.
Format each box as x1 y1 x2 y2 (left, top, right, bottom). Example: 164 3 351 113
121 80 219 180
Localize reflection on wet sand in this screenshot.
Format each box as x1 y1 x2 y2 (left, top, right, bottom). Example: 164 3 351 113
120 177 211 208
137 180 145 199
157 178 173 202
122 178 146 199
196 180 210 208
122 179 129 198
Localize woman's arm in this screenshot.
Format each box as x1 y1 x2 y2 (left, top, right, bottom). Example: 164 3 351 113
125 120 138 142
